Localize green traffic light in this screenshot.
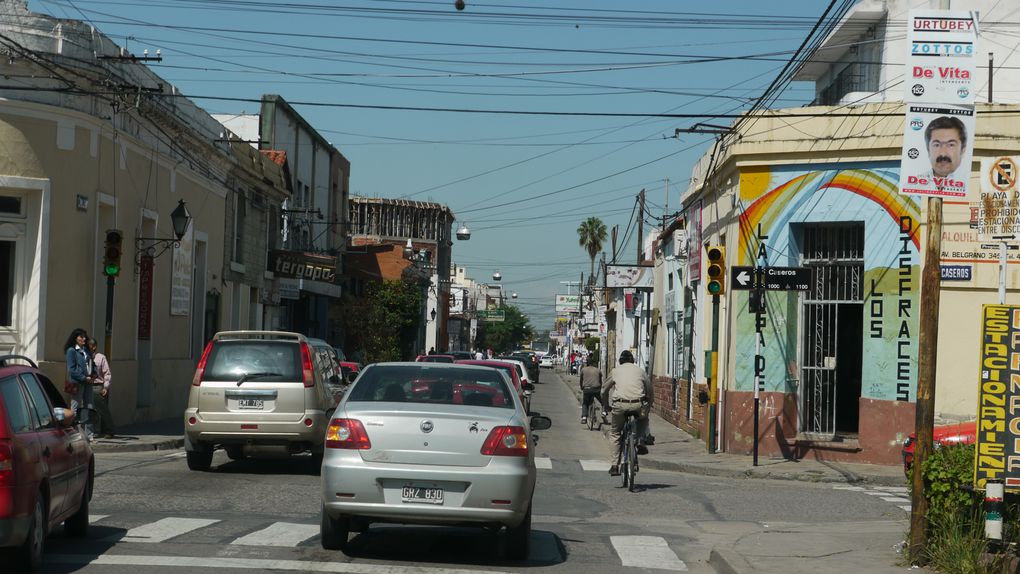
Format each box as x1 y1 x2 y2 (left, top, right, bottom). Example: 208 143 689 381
104 263 120 277
707 282 721 294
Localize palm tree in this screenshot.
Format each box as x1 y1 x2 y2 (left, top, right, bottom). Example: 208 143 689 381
577 217 608 283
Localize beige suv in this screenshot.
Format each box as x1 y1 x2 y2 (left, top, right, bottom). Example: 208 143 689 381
183 331 338 471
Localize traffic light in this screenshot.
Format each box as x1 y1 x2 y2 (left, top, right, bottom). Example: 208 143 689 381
103 229 123 277
706 245 726 295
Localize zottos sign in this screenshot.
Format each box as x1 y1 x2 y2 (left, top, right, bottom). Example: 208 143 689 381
271 251 337 283
974 305 1020 491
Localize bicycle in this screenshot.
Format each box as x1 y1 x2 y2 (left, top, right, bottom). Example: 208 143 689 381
617 412 640 492
584 392 603 431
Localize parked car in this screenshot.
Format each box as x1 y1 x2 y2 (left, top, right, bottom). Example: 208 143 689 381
448 351 474 361
510 352 540 383
307 338 345 398
415 354 456 363
320 362 551 559
456 359 534 412
183 331 339 470
338 361 362 385
0 355 93 571
901 420 976 473
539 355 556 368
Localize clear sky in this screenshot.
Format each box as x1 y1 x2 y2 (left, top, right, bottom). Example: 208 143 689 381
29 0 830 330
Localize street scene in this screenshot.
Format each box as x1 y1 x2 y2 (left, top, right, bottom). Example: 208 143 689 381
0 0 1017 573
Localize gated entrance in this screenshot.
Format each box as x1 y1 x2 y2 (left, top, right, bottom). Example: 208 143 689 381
799 224 865 439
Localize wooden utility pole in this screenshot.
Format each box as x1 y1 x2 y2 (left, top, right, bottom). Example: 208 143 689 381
909 0 949 561
611 225 619 261
637 189 645 263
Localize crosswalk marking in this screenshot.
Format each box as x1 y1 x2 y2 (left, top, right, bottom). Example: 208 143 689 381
534 457 552 469
610 536 687 571
899 505 912 511
579 459 610 471
90 515 109 524
874 486 909 494
117 517 220 543
231 522 320 547
834 485 911 512
49 554 514 574
881 497 910 504
832 485 865 491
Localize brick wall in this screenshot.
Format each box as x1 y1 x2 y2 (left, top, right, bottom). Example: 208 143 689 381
651 375 706 437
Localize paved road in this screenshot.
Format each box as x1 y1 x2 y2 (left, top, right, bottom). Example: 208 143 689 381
39 370 910 573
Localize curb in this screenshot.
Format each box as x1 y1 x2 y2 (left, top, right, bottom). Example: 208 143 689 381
90 437 184 453
709 548 752 574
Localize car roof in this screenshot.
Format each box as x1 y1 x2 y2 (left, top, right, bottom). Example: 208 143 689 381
214 330 307 343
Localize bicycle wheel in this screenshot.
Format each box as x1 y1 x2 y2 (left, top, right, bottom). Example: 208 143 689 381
587 402 597 431
625 423 637 492
620 427 631 489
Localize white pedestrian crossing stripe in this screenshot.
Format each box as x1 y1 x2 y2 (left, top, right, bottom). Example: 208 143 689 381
834 485 911 512
116 517 220 543
534 457 552 469
579 459 610 471
610 536 687 571
231 522 320 547
89 515 109 524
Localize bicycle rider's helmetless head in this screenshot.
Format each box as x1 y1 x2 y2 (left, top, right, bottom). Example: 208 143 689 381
619 350 635 364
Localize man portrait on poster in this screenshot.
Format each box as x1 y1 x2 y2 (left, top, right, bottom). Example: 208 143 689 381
924 115 967 182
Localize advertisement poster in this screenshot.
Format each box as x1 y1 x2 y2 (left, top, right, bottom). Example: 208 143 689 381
606 264 653 289
974 305 1020 491
977 156 1020 241
898 104 975 198
686 201 702 283
170 223 194 316
905 10 977 105
555 294 579 314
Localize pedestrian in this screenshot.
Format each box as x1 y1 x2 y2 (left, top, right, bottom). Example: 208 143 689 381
474 348 484 360
601 350 653 476
87 337 116 439
487 347 494 359
64 328 96 442
578 355 603 425
428 346 436 355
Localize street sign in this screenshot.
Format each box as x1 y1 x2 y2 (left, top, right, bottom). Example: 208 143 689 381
730 266 811 291
977 156 1020 242
477 310 505 322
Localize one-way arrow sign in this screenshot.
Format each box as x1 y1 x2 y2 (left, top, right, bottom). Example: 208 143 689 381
733 267 753 289
731 265 812 291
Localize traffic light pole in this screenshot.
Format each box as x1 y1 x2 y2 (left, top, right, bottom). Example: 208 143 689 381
104 275 114 357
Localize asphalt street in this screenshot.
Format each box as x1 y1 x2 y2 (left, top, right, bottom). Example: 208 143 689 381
37 369 912 574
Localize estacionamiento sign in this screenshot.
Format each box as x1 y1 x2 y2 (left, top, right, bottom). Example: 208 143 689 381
974 305 1020 491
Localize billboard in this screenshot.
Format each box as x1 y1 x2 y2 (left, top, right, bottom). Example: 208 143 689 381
898 104 975 198
555 294 579 314
905 10 977 105
606 264 653 289
974 305 1020 491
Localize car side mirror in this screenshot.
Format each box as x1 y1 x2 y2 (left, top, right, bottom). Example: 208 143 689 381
530 415 552 430
523 382 535 391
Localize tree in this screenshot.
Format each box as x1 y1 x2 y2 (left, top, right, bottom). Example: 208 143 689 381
341 280 422 363
478 304 533 354
577 217 608 282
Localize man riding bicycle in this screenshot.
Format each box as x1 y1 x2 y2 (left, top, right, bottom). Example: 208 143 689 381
579 355 603 425
601 349 653 476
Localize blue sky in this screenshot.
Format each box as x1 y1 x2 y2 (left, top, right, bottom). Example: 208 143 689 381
31 0 830 329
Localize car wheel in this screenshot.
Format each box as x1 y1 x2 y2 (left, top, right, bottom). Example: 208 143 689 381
224 445 245 461
504 504 531 561
64 479 90 537
320 507 349 551
15 492 45 571
186 443 214 471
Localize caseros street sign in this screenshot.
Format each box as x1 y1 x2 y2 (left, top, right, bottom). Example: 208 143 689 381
731 266 812 291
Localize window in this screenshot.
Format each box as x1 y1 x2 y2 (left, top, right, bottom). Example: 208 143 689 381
0 375 32 433
0 241 13 326
232 191 247 263
203 341 302 382
348 365 513 408
21 373 55 429
0 196 21 215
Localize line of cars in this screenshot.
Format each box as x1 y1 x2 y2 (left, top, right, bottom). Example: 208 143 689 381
182 332 552 561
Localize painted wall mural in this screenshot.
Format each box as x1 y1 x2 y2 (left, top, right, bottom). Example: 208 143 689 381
733 164 922 403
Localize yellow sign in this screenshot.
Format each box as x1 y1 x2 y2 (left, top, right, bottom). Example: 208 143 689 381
974 304 1020 490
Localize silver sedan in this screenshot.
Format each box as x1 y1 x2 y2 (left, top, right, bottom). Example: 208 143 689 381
320 362 552 560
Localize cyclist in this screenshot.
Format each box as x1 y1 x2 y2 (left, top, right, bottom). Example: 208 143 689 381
578 355 603 425
602 349 653 476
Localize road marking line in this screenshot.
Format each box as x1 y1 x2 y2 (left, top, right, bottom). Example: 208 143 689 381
881 497 911 503
579 459 610 471
610 536 687 571
832 485 865 491
899 505 912 511
534 457 552 469
164 452 188 459
48 553 516 574
115 517 220 543
873 486 908 494
231 522 319 547
89 515 109 524
864 491 890 496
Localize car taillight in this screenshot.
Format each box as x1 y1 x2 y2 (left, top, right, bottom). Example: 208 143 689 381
300 342 315 387
0 441 12 487
480 426 529 457
325 419 371 449
192 341 214 386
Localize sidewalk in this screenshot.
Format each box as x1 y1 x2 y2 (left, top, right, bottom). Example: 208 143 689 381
89 416 183 453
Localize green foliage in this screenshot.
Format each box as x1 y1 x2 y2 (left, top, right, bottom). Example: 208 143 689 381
577 216 607 279
341 280 422 363
922 443 977 525
478 304 533 354
582 337 600 364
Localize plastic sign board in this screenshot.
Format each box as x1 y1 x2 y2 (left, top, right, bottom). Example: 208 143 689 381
477 310 505 322
976 156 1020 242
904 10 977 105
730 266 811 291
974 305 1020 491
898 104 975 198
555 295 579 314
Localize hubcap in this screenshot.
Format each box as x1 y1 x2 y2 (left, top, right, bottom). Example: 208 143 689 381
31 499 43 554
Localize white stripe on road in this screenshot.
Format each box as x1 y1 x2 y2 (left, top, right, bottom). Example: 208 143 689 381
899 505 912 511
874 486 909 494
231 522 320 547
164 452 188 459
49 554 516 574
579 459 610 471
831 485 865 491
89 515 108 524
534 457 552 469
610 536 687 571
115 517 220 543
881 497 911 504
864 491 891 496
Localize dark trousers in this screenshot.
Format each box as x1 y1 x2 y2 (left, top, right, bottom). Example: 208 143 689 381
581 389 602 419
93 388 116 435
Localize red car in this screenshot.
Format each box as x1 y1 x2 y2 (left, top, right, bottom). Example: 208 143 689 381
0 355 93 570
455 359 533 411
901 420 976 472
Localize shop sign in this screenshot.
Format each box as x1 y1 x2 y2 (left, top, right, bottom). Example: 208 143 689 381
271 250 337 283
974 305 1020 491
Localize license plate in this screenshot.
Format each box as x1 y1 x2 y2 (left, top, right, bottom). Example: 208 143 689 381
401 486 444 505
237 398 264 410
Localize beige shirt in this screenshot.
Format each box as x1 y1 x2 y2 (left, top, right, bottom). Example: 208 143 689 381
578 366 603 391
602 363 652 405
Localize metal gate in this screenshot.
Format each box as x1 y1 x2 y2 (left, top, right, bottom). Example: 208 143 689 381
799 224 864 439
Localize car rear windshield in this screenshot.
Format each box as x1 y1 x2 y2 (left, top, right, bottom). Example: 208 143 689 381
203 340 302 382
347 365 514 409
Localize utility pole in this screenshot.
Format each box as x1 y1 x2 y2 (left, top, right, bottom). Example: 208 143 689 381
637 189 645 263
611 225 619 262
909 0 949 562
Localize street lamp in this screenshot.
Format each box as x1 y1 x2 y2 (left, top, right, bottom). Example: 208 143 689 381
135 199 193 269
511 292 518 299
403 238 414 259
492 270 502 282
456 222 471 240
